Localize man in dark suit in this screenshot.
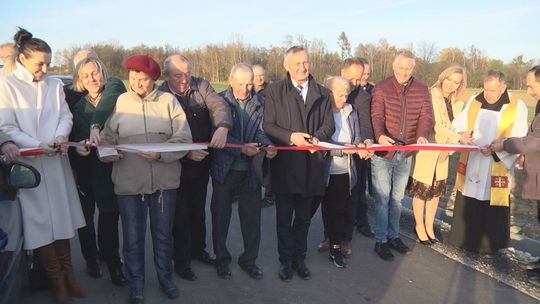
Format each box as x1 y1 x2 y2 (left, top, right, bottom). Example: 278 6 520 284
341 58 375 251
358 57 374 95
492 65 540 286
263 46 335 281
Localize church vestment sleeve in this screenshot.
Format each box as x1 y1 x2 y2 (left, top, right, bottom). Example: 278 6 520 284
451 96 474 134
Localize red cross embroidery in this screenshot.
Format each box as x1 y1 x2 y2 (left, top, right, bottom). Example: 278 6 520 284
457 162 466 175
491 176 508 188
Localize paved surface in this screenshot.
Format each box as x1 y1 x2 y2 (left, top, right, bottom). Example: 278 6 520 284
21 200 538 304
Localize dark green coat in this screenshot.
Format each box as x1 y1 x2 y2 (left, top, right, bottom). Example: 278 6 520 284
70 77 126 212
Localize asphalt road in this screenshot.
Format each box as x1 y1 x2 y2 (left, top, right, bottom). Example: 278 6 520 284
21 199 538 304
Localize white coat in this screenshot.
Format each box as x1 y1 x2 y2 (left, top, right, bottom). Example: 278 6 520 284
0 63 85 250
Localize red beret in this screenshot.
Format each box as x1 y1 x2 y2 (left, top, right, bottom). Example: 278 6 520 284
124 54 161 81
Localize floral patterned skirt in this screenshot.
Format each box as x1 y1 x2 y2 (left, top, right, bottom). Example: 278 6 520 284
408 177 447 201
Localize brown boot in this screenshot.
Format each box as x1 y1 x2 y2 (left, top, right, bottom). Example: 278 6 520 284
55 239 86 298
37 243 70 304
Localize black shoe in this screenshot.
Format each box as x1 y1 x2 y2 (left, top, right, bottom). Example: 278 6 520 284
329 250 346 268
357 225 375 238
278 264 293 282
374 242 394 261
192 251 216 265
426 232 441 244
159 281 179 299
175 266 197 281
240 264 264 279
216 264 232 280
414 229 432 246
129 291 144 304
108 263 127 286
86 260 102 278
388 237 410 254
292 262 311 280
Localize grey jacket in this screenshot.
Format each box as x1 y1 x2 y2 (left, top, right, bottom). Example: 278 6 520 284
504 103 540 200
159 77 232 141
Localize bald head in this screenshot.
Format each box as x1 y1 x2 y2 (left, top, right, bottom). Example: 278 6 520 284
252 64 266 92
73 49 98 67
164 54 192 95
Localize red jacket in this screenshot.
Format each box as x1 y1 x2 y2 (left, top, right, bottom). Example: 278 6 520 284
371 76 433 159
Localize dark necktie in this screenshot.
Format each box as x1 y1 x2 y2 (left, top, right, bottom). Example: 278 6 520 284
296 85 304 102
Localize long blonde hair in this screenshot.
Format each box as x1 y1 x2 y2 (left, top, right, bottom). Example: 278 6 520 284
432 65 467 101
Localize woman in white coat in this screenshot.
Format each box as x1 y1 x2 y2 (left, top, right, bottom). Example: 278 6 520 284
0 28 85 304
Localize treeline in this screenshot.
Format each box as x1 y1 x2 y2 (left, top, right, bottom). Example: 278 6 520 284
52 33 537 90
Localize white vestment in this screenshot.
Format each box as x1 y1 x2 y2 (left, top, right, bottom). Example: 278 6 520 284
452 95 528 201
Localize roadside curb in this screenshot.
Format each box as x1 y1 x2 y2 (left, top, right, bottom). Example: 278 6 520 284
401 196 540 257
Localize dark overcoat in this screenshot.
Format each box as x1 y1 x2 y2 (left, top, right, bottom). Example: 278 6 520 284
263 74 335 197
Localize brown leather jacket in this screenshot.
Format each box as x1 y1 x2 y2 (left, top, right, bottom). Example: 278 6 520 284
371 76 433 159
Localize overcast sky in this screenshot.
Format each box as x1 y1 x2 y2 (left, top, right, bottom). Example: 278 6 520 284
2 0 539 64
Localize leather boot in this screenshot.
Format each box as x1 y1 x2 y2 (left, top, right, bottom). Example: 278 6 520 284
37 243 70 304
55 239 86 298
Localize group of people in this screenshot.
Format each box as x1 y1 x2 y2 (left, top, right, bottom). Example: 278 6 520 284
0 26 539 304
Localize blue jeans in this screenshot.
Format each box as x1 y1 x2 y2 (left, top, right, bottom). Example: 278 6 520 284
117 189 176 294
371 151 412 243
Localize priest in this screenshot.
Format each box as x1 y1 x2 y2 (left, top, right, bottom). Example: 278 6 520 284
448 70 528 254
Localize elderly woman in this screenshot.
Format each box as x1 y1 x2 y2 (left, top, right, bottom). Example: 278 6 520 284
409 66 471 244
0 28 85 304
70 56 127 285
321 76 372 268
100 54 192 304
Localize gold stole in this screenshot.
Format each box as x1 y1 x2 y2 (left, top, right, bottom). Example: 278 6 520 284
455 97 518 207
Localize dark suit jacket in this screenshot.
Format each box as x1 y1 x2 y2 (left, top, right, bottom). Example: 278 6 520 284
263 73 335 197
347 87 373 141
504 100 540 200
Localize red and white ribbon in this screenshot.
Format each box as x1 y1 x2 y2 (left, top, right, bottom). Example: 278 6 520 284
18 142 480 157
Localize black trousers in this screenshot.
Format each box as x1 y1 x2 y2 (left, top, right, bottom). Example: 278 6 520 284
211 170 261 267
77 182 121 266
172 173 210 268
275 194 313 265
322 174 358 243
355 157 371 227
